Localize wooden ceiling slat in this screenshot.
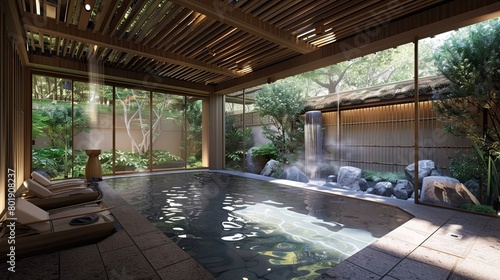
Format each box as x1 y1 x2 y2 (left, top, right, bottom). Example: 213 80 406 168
131 57 153 72
12 0 499 94
62 38 70 57
217 39 274 67
192 28 246 61
329 0 436 43
160 13 206 51
154 63 170 74
111 52 127 67
76 43 87 60
127 56 145 71
204 33 261 64
239 0 268 14
101 48 114 64
86 44 94 60
56 0 61 22
157 11 202 49
92 0 114 33
133 2 175 43
56 37 62 55
66 0 77 26
171 0 316 54
49 34 55 53
269 4 312 26
255 1 300 20
170 15 213 53
92 45 105 60
76 0 95 31
23 14 241 77
140 4 183 45
149 8 193 48
28 31 36 51
272 1 342 30
69 41 78 58
171 68 191 79
289 0 370 36
260 0 304 22
121 54 136 68
39 32 45 53
103 0 134 37
114 0 150 39
181 23 234 57
127 55 143 69
178 68 201 81
157 65 174 76
17 0 26 12
42 0 47 20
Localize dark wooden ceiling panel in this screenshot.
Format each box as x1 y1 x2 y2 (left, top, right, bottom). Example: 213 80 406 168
5 0 499 95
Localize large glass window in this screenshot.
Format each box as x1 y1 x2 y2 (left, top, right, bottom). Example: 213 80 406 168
225 89 255 172
32 76 76 179
73 81 113 176
417 18 500 214
185 97 204 169
114 87 151 173
32 75 207 177
151 93 185 171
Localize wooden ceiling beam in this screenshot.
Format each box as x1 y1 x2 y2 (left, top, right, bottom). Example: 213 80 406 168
22 13 242 77
77 0 94 31
170 0 316 54
28 54 213 95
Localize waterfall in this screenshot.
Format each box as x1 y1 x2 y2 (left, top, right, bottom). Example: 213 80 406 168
305 111 323 179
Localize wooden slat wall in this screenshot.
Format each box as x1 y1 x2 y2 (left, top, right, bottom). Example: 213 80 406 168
323 101 472 173
1 5 28 212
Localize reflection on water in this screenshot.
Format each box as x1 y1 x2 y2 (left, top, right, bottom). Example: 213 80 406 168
107 172 412 279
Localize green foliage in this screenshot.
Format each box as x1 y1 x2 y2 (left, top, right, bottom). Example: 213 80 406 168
225 114 254 168
432 18 500 156
449 152 485 183
361 170 406 184
473 143 500 207
34 102 88 147
32 102 89 178
32 148 74 179
301 42 436 95
251 143 278 160
185 99 203 161
102 150 183 171
255 79 306 164
33 148 184 178
187 156 203 168
459 203 496 214
31 111 49 138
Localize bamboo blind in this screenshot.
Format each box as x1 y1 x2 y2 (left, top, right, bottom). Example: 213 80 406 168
323 101 472 173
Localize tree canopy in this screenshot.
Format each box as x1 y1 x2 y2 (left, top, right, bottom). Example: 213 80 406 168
432 18 500 156
254 78 306 163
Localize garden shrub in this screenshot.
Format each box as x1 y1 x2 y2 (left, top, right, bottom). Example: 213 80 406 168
460 203 496 214
361 170 406 184
251 143 279 160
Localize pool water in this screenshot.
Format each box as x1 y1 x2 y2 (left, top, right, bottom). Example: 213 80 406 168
107 172 412 280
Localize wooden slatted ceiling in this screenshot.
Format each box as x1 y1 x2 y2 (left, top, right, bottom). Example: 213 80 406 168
8 0 500 94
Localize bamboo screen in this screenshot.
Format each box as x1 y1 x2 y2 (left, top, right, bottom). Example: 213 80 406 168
322 101 472 173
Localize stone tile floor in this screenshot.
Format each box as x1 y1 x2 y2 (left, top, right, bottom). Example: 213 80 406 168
1 170 499 280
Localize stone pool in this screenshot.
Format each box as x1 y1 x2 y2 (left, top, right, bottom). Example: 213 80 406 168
106 171 412 280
